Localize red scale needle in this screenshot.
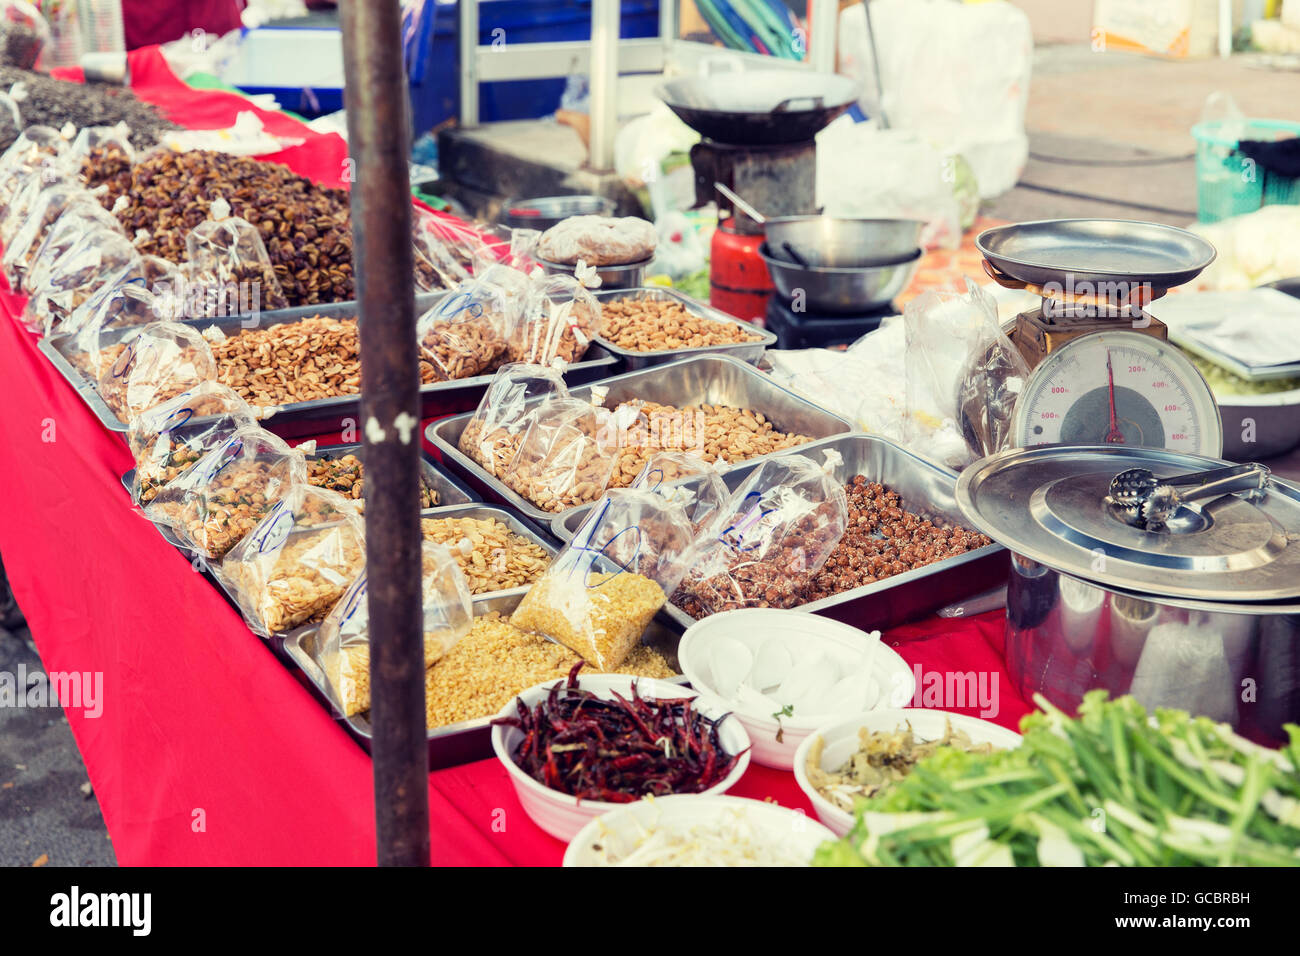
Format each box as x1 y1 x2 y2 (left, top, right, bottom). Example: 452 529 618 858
1104 350 1125 444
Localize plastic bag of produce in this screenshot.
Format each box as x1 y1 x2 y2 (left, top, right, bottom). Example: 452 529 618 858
677 452 849 617
412 207 473 292
0 1 51 70
95 320 217 423
145 424 307 561
0 181 92 285
63 283 164 380
219 483 365 637
182 197 290 315
457 363 569 476
126 382 257 505
508 272 601 366
24 227 139 334
511 487 694 671
415 276 515 381
630 451 731 534
315 542 474 716
500 395 624 512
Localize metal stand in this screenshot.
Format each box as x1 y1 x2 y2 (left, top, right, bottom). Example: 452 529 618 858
340 0 429 868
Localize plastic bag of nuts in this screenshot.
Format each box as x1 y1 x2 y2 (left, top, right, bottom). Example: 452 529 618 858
65 284 165 380
25 226 139 334
458 363 569 476
500 395 624 513
511 488 695 671
509 272 600 366
629 451 732 534
126 382 257 505
182 198 290 315
416 276 516 381
96 320 218 423
0 126 68 215
412 207 478 291
145 424 307 561
22 201 125 295
219 483 365 637
0 181 93 286
316 541 473 717
677 452 849 617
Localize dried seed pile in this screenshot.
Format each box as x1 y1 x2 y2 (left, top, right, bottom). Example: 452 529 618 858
0 66 176 152
422 612 674 729
419 516 550 593
103 149 353 307
600 296 760 352
305 453 440 510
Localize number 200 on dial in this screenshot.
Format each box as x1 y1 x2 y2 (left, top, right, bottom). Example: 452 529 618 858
1012 330 1223 457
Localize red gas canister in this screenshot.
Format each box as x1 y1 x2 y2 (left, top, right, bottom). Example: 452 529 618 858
710 225 772 322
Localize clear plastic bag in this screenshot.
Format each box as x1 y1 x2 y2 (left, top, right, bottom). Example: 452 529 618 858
903 280 1012 470
70 123 135 195
183 200 290 315
219 483 365 637
500 395 621 512
630 451 731 534
0 1 50 69
0 163 70 248
415 276 514 381
510 488 694 671
95 320 217 423
677 453 849 617
24 227 138 334
956 296 1031 460
535 215 657 266
1 182 95 287
24 201 125 295
145 424 307 561
315 541 474 716
63 283 163 380
0 126 67 214
126 382 256 505
412 207 472 292
509 272 601 366
457 363 569 476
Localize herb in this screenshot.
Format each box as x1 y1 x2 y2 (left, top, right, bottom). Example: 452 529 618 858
772 703 795 744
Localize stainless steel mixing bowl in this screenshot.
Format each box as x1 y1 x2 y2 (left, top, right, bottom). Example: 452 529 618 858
759 244 922 314
764 217 925 268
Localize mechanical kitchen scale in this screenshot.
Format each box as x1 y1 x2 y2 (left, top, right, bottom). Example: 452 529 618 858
974 219 1222 456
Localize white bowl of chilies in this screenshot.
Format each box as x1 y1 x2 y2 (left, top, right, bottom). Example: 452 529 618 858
490 665 752 842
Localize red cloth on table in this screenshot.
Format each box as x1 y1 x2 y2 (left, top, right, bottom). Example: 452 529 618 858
0 51 1029 864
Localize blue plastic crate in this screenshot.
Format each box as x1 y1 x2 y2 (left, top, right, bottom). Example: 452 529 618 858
406 0 661 134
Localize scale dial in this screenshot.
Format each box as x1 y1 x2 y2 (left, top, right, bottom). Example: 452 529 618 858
1013 330 1222 457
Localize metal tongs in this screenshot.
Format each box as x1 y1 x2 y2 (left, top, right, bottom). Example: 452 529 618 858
1107 462 1271 532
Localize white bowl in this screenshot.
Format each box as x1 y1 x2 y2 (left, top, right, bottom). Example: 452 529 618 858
563 794 837 867
677 608 916 770
792 708 1023 836
490 673 752 842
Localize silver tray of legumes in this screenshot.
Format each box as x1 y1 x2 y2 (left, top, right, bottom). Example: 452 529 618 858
591 287 775 370
552 434 1008 632
282 590 686 769
427 354 855 527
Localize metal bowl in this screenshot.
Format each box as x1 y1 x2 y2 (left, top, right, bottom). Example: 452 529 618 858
759 244 921 314
764 217 925 269
499 195 617 232
537 256 651 292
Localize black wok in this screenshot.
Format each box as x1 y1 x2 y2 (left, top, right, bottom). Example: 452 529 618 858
656 69 858 145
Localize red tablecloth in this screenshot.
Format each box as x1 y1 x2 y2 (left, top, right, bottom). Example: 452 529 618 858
0 53 1030 865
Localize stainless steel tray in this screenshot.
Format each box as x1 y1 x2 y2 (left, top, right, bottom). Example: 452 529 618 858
976 219 1217 289
426 354 856 526
282 590 687 769
591 287 775 370
40 294 620 439
554 434 1009 632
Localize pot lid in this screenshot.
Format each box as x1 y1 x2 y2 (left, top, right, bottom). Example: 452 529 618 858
956 445 1300 602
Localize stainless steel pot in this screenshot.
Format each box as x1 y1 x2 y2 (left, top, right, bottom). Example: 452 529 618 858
759 244 921 314
537 256 650 291
763 217 924 269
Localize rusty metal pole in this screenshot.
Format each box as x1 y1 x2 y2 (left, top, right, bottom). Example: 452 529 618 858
339 0 429 867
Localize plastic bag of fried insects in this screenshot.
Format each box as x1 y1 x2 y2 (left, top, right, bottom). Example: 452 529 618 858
629 451 732 535
457 362 569 476
95 320 217 424
509 272 601 366
144 423 307 562
500 393 629 513
416 274 517 381
511 487 695 671
24 226 139 335
182 197 290 315
675 451 849 618
314 541 473 717
126 382 258 506
218 482 366 638
0 181 95 286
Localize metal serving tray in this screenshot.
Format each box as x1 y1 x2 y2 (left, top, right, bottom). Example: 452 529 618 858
426 354 856 527
553 434 1009 633
591 287 775 370
39 294 620 439
282 590 687 769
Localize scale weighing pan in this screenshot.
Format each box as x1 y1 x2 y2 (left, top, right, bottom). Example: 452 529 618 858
976 219 1217 288
656 70 856 145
